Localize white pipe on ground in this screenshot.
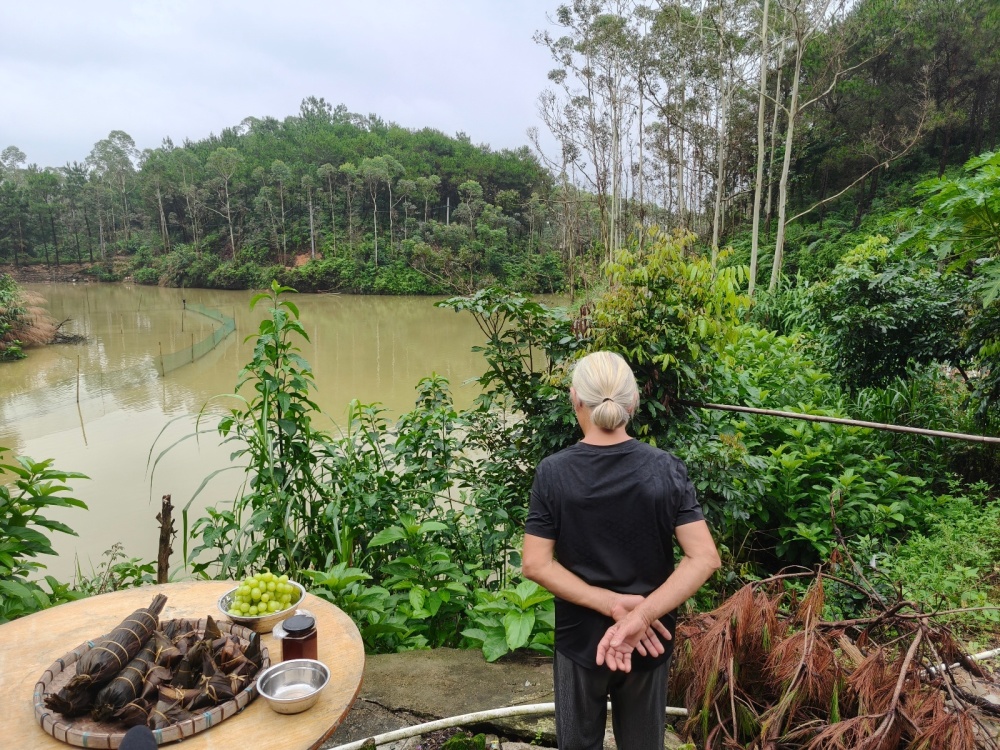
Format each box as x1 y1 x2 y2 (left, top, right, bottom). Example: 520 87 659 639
329 702 690 750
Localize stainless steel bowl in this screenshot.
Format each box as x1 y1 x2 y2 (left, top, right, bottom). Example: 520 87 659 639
217 581 306 634
256 659 330 714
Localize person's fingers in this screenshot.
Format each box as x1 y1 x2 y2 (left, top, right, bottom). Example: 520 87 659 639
596 639 608 667
636 638 648 657
616 650 632 673
643 630 664 657
596 625 618 666
652 619 672 640
604 648 619 671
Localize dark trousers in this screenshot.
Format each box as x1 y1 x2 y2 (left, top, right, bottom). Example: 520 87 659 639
552 649 670 750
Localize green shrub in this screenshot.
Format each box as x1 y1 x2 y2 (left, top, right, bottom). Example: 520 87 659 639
809 235 970 390
0 450 88 622
132 266 161 285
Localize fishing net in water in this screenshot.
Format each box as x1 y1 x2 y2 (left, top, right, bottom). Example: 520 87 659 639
0 303 235 441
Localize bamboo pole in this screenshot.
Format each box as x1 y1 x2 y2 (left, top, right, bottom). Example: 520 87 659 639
76 355 80 403
680 400 1000 445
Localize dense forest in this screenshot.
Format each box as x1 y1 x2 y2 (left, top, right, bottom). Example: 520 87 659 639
1 0 997 299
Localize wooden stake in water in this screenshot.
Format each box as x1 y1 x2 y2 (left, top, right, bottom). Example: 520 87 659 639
191 333 195 363
159 342 164 377
76 355 81 403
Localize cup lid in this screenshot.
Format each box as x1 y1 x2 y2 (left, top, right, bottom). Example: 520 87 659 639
283 614 316 634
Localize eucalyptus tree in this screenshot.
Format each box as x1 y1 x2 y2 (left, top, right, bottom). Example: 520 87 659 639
396 178 417 239
415 174 441 222
1 146 27 179
536 0 638 261
383 156 404 256
359 155 402 264
87 131 138 243
171 148 204 252
748 0 782 295
139 145 175 254
705 0 756 266
457 180 485 230
360 157 388 264
768 0 853 291
316 163 337 253
765 0 920 289
205 147 242 255
338 161 359 252
301 174 317 260
253 182 281 258
270 160 291 264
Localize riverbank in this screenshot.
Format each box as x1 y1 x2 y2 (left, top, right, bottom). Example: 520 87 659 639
1 262 103 284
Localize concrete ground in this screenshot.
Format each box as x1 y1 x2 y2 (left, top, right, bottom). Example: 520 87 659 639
322 648 688 750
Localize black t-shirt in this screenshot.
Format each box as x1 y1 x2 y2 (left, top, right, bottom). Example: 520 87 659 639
525 439 705 671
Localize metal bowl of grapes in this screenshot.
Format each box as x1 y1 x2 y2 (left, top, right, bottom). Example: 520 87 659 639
256 659 330 714
218 574 306 633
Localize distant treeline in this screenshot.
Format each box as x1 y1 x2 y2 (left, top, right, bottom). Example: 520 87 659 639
0 99 570 294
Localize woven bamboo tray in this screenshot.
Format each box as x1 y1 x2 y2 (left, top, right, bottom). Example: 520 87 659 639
33 618 271 748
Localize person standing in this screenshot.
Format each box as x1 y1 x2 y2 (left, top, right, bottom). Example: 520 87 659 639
522 351 721 750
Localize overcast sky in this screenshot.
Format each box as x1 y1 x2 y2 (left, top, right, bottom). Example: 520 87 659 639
1 1 563 168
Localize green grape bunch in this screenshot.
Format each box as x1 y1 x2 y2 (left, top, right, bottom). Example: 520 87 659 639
228 572 299 617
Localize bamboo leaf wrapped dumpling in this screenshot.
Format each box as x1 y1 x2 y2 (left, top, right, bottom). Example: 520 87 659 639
68 594 167 690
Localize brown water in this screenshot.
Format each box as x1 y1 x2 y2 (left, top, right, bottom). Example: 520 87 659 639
0 283 491 581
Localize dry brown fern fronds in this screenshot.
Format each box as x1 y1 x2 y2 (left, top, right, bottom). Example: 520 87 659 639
848 648 903 716
767 629 840 711
907 689 980 750
672 568 1000 749
793 578 826 629
803 711 904 750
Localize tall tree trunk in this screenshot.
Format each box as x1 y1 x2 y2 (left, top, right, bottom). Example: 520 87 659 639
676 7 687 229
223 182 235 257
156 185 170 254
387 182 395 258
325 177 337 257
308 189 316 260
73 218 83 263
638 79 645 253
711 80 729 266
749 0 771 297
15 219 24 266
371 199 379 267
769 36 804 292
83 209 94 262
98 214 106 260
278 185 287 265
765 37 786 236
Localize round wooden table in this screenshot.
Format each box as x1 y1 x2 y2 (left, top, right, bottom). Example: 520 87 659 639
0 581 364 749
